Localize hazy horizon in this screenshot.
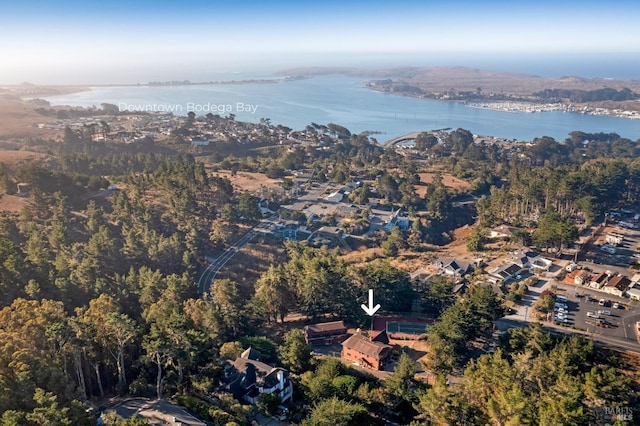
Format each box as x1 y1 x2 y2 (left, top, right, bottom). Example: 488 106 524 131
3 0 640 85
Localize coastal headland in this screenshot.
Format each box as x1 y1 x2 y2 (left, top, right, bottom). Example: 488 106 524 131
278 66 640 118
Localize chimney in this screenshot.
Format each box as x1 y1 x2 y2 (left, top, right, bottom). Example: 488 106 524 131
277 370 284 388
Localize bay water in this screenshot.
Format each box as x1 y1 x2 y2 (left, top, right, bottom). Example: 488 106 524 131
44 75 640 143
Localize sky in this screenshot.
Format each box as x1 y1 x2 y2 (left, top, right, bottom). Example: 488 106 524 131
2 0 640 84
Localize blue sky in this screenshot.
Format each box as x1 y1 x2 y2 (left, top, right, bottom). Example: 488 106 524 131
2 0 639 84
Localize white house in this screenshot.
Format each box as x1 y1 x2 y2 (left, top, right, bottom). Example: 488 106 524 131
605 233 624 246
627 285 640 301
190 136 210 146
510 250 552 271
433 257 473 278
488 225 517 239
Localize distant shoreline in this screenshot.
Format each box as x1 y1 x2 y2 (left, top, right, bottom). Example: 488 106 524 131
11 77 300 101
364 84 640 121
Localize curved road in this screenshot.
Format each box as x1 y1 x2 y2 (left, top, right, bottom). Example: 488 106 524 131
197 218 274 295
383 131 422 148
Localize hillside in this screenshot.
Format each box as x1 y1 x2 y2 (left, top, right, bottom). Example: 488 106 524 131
278 66 640 106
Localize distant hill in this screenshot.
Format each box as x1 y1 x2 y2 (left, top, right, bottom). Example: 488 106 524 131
277 65 640 97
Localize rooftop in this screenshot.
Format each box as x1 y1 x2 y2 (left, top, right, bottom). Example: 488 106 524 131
606 275 631 291
305 321 347 333
342 334 392 359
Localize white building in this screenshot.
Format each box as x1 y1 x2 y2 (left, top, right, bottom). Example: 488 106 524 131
627 285 640 301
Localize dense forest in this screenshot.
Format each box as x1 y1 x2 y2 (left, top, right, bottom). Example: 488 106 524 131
0 119 639 424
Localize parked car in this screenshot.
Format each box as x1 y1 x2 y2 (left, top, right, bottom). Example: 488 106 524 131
598 299 606 306
600 245 616 254
586 311 598 318
613 302 620 309
598 310 612 316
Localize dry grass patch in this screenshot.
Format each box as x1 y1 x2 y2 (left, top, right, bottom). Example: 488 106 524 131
206 169 284 193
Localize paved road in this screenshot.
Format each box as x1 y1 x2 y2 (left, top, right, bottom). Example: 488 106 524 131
198 218 275 295
497 316 640 354
383 131 422 147
499 278 640 355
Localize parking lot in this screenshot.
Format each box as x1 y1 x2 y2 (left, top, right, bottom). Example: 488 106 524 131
581 223 640 268
551 282 640 342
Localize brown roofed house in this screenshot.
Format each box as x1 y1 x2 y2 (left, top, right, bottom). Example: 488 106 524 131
342 334 392 370
603 275 631 297
589 272 608 289
573 270 590 285
304 321 348 345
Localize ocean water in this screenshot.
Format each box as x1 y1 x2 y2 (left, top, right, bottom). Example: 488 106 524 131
44 75 640 142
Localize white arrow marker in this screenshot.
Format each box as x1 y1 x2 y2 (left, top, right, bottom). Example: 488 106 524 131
361 289 381 316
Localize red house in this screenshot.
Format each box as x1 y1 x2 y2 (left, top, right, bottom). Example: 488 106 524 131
342 334 392 370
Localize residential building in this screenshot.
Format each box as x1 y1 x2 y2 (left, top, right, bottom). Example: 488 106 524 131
627 285 640 301
574 270 590 285
315 226 343 240
303 321 348 345
382 208 411 232
488 263 525 283
222 348 293 404
529 256 553 271
605 233 624 246
589 272 608 289
488 225 517 239
603 275 632 297
511 250 552 271
433 257 473 278
326 191 343 203
342 334 392 370
409 268 436 290
190 136 210 146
